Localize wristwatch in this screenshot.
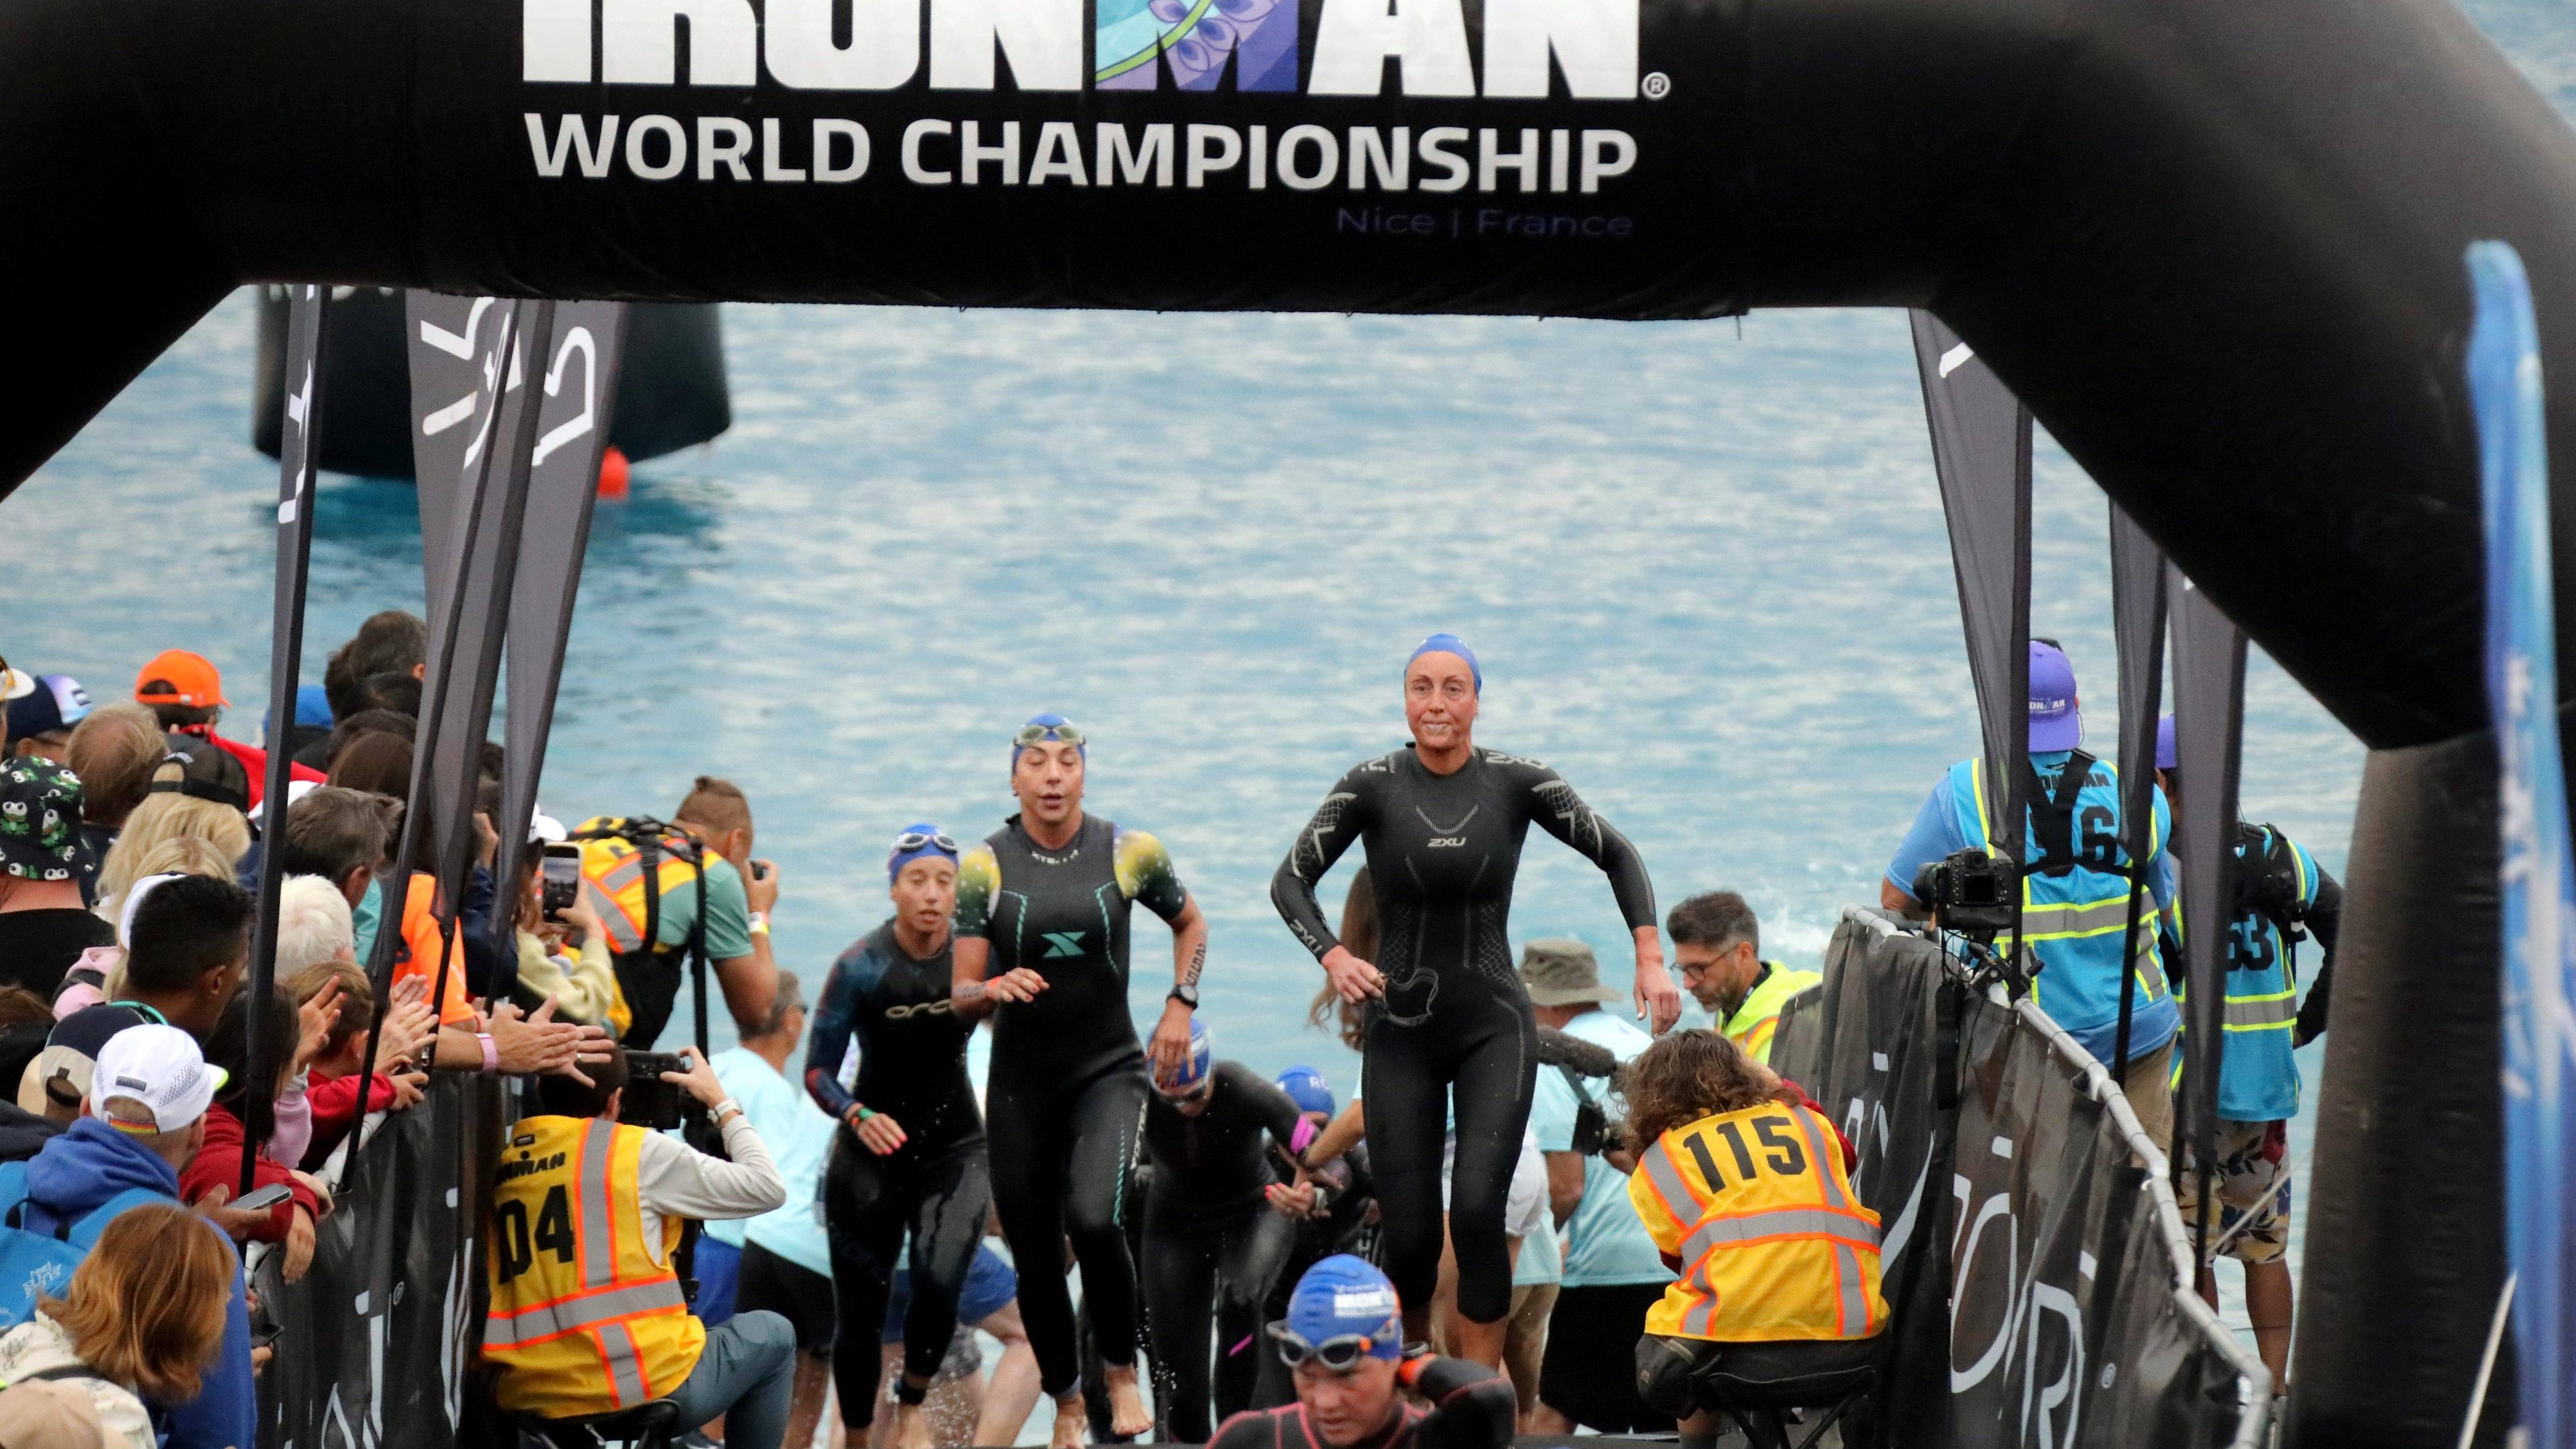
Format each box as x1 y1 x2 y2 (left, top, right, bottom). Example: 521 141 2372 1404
1167 983 1199 1010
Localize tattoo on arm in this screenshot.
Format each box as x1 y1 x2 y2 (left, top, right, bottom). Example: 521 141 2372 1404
957 980 987 1000
1183 941 1205 988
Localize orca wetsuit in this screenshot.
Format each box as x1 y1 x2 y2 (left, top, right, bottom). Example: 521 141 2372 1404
1142 1061 1305 1441
805 920 991 1421
956 813 1189 1398
1271 745 1654 1324
1210 1354 1515 1449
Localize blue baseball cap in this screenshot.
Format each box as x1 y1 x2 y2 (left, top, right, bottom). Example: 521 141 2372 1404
1275 1065 1334 1118
1283 1255 1403 1362
5 675 91 743
2155 714 2178 771
888 822 960 882
2027 641 2082 753
1157 1019 1214 1097
1406 634 1481 694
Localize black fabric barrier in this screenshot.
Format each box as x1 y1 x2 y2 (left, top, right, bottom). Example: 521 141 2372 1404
1772 911 2264 1449
254 1076 508 1449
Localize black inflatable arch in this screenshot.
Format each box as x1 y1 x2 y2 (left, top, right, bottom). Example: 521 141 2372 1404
7 0 2574 1435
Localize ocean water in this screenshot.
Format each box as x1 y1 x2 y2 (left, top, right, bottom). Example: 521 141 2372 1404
5 0 2569 1409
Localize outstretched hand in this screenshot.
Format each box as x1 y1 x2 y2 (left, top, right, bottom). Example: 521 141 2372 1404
1632 929 1680 1034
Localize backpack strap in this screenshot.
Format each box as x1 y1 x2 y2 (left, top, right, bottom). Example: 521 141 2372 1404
2021 750 2098 879
11 1364 111 1387
0 1162 32 1235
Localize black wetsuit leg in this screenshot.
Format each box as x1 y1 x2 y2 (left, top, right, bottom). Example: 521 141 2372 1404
991 1064 1150 1397
896 1140 991 1394
1211 1209 1295 1424
1363 997 1535 1327
1144 1198 1224 1443
824 1140 913 1426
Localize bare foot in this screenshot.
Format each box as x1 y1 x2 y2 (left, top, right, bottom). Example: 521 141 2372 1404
893 1403 932 1449
1051 1396 1089 1449
1103 1365 1152 1440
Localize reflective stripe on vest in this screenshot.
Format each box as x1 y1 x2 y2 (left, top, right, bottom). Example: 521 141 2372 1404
483 1116 704 1416
1956 755 2172 1018
1629 1103 1887 1343
576 827 704 955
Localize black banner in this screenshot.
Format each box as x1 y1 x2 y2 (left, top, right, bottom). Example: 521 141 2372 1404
490 302 630 958
256 1077 507 1449
1912 311 2033 867
2104 503 2166 1077
1773 913 2265 1448
2165 565 2247 1249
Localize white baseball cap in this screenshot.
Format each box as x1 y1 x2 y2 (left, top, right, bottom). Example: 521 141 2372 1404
89 1024 226 1134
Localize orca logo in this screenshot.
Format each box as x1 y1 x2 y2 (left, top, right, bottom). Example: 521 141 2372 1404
1042 931 1086 958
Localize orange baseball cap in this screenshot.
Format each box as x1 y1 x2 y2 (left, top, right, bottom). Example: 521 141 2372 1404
133 649 227 708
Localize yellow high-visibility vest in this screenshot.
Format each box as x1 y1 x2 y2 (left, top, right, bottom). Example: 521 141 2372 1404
574 820 704 956
1720 963 1823 1066
1628 1100 1888 1342
483 1116 704 1417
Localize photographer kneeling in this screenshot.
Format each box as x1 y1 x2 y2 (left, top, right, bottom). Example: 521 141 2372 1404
1624 1031 1886 1449
482 1046 795 1449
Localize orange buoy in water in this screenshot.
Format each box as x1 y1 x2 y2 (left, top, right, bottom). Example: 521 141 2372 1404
597 445 631 500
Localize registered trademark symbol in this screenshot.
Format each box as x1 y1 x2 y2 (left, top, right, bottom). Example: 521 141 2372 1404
1640 70 1672 99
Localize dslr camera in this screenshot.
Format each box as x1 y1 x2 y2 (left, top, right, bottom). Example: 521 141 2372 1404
1913 847 2019 941
619 1051 709 1132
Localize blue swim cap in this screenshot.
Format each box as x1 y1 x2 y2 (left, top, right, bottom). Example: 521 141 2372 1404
1283 1255 1403 1361
1158 1019 1214 1096
1275 1065 1334 1118
1012 711 1088 768
1406 634 1481 694
2155 714 2178 771
888 822 961 882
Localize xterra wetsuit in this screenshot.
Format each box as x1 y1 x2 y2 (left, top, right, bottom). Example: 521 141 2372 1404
1142 1062 1306 1442
1271 745 1654 1324
805 920 991 1422
957 813 1189 1398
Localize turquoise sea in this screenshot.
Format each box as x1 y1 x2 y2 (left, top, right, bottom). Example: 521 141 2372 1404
5 0 2568 1401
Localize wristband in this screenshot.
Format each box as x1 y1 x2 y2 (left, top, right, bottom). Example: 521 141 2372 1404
854 1106 877 1124
1290 1117 1320 1157
476 1033 498 1073
748 911 771 936
712 1098 743 1124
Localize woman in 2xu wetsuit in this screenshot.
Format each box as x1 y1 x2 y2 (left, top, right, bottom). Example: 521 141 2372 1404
1143 1020 1308 1442
1272 636 1679 1354
951 714 1210 1446
805 825 989 1449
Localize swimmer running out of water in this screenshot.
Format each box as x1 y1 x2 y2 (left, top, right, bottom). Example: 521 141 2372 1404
950 713 1211 1447
1271 635 1679 1356
805 826 991 1449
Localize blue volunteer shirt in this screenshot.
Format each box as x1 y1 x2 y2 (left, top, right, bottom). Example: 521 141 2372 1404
2198 826 2325 1123
1886 751 2182 1068
1528 1008 1670 1287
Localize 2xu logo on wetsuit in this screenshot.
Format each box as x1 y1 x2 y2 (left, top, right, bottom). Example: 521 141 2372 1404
518 0 1656 196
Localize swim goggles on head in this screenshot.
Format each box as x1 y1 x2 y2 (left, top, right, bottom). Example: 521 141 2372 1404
892 830 959 856
1268 1323 1393 1373
1012 722 1087 749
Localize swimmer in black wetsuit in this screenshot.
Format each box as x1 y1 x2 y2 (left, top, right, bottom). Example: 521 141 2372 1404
1211 1255 1514 1449
805 825 989 1449
950 713 1210 1447
1271 635 1679 1358
1142 1022 1308 1442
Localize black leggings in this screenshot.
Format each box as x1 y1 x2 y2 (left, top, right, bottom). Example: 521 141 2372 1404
1364 996 1534 1326
1144 1200 1296 1442
823 1132 991 1424
988 1063 1150 1398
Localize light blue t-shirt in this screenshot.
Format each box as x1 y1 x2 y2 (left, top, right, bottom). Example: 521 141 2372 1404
705 1046 836 1277
1529 1009 1670 1287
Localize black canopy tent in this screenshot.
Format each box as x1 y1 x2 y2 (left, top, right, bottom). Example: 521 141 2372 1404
3 0 2571 1434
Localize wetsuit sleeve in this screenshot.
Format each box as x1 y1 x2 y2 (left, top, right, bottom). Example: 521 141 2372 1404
2295 865 2343 1047
1405 1356 1518 1449
1515 762 1657 932
1115 829 1190 923
1271 767 1375 962
1206 1408 1284 1449
804 950 861 1120
1220 1061 1305 1150
953 845 1001 944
